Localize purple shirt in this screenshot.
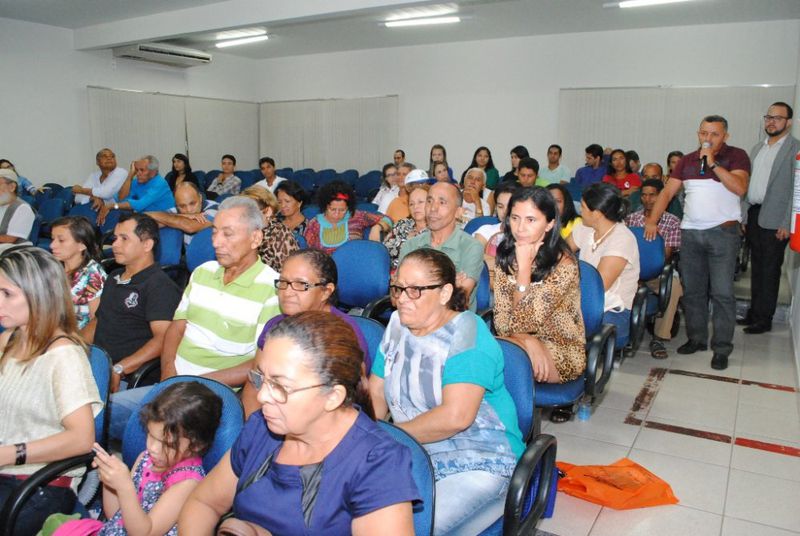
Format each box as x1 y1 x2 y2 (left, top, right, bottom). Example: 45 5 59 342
672 144 751 183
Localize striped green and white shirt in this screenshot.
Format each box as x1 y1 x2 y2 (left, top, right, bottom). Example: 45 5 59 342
173 259 280 376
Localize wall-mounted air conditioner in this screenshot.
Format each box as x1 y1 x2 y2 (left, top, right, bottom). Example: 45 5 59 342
112 43 212 68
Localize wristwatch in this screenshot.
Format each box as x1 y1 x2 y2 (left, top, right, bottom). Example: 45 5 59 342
112 364 124 376
113 202 119 210
517 283 528 293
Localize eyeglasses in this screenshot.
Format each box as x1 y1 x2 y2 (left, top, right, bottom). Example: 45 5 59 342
274 279 328 291
247 369 326 404
389 283 444 300
763 115 789 122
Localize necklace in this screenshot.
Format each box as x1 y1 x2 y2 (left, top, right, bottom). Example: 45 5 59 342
591 223 617 252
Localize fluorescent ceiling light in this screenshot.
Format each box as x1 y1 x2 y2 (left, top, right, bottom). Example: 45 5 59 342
215 35 269 48
385 16 460 28
615 0 694 8
385 3 458 22
216 27 265 40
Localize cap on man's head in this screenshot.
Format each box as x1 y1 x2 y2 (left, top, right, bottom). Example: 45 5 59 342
0 169 19 183
405 169 436 185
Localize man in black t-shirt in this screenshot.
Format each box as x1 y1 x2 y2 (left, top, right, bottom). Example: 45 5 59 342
85 212 181 392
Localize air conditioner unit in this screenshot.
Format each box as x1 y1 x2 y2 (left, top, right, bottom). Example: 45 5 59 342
113 43 212 68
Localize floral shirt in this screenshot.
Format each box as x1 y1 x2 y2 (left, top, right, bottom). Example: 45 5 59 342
383 218 427 271
304 211 389 255
70 259 106 329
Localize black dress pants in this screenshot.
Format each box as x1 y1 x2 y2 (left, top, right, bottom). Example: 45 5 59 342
746 205 789 324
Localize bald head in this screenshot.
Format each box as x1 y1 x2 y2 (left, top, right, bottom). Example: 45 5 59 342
174 182 203 214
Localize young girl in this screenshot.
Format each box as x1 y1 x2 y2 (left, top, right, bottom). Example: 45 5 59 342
55 382 222 536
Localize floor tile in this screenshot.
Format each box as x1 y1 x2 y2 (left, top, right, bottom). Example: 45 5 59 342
628 449 729 514
550 432 630 466
725 469 800 531
589 504 722 536
633 423 732 467
737 384 799 411
550 407 641 447
648 387 738 432
730 443 800 482
659 373 740 401
721 517 800 536
538 493 601 536
594 379 642 412
735 402 800 444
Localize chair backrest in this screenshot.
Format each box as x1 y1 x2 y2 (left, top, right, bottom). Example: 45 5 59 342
237 171 254 188
301 206 321 220
628 226 665 281
565 180 583 204
122 376 244 473
317 169 337 187
88 345 112 446
276 167 294 180
475 262 491 312
377 421 435 536
348 315 384 374
27 214 42 243
38 198 66 222
338 169 359 186
99 209 124 236
295 233 308 249
578 260 604 337
355 202 379 214
293 171 317 192
158 226 184 266
463 216 500 236
497 339 535 442
54 187 75 209
332 240 391 309
42 183 64 194
67 203 98 222
185 226 216 272
194 170 207 186
355 172 383 200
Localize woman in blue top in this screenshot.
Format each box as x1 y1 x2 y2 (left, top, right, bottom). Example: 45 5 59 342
369 248 525 536
180 311 418 536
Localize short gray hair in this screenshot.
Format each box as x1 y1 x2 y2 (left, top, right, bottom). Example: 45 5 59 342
219 196 264 232
138 155 159 172
466 167 486 183
96 148 114 160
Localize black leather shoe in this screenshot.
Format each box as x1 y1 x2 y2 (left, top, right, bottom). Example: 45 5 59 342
677 340 708 354
711 353 728 370
736 316 754 326
743 322 772 334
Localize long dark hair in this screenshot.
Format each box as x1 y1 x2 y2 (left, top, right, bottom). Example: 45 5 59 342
266 311 375 419
496 187 573 282
171 153 193 178
607 149 632 175
401 248 467 312
460 146 496 183
545 183 579 227
50 216 101 275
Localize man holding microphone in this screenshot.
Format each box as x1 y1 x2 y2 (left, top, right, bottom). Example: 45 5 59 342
644 115 750 371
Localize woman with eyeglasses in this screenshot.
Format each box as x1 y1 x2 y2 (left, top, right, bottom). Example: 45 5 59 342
369 248 524 536
240 249 370 415
180 312 419 536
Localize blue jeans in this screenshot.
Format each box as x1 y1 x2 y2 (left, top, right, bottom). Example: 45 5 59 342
434 471 508 535
680 225 739 357
603 309 631 348
109 386 153 440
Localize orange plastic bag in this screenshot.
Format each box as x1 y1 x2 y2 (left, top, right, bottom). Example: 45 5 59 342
556 458 679 510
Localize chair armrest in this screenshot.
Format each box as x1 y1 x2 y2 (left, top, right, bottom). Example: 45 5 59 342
502 433 558 536
584 323 616 398
362 295 394 324
0 453 94 535
629 286 648 352
657 263 674 315
128 358 161 389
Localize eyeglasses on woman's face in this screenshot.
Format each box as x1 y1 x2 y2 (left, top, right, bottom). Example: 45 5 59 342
247 369 326 404
274 279 328 292
389 283 444 300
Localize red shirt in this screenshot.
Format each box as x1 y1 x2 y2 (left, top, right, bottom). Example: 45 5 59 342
603 173 642 191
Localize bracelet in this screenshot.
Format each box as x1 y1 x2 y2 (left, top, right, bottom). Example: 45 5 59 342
14 443 26 465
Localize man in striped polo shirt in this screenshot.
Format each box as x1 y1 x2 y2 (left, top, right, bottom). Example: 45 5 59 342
109 196 281 437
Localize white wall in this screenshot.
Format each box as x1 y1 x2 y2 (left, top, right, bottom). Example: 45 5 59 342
0 16 260 184
254 19 800 176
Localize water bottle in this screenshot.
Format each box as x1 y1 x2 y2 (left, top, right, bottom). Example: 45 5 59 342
577 399 592 421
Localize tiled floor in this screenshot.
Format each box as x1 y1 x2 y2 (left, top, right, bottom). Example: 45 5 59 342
536 322 800 536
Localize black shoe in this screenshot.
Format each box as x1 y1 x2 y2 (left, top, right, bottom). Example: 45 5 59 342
677 340 708 355
743 322 772 334
711 353 728 370
736 317 754 326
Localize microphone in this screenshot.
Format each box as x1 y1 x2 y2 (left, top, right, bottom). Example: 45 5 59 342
699 141 711 175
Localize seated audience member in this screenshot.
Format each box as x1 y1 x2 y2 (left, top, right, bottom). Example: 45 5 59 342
50 216 106 330
108 198 281 438
500 145 530 183
305 180 391 254
493 187 586 390
537 144 572 186
165 153 200 192
240 248 372 412
385 163 417 222
370 249 524 535
393 148 406 167
490 157 538 212
0 169 35 251
240 186 299 272
567 183 639 346
72 148 128 206
428 143 453 180
52 382 221 536
85 213 182 393
625 178 682 359
384 183 429 271
574 143 607 188
373 163 400 214
0 159 37 196
252 156 287 193
666 150 684 179
641 162 683 219
399 182 484 311
474 182 517 289
147 182 218 247
433 161 452 183
98 155 174 224
275 180 308 237
626 150 642 175
0 248 101 536
603 149 642 196
180 312 418 535
546 183 582 239
206 154 242 200
461 146 500 190
461 167 491 224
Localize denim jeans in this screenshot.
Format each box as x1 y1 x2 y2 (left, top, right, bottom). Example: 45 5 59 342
109 386 153 440
434 470 508 535
0 476 76 536
603 309 631 348
679 225 740 357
